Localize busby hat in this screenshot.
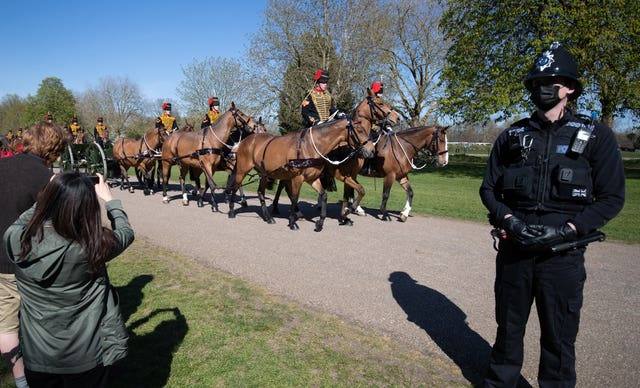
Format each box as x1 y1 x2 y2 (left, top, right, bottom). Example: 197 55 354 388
71 116 78 123
162 102 172 111
45 114 52 121
313 69 329 83
97 116 104 123
524 42 582 100
208 97 220 107
371 82 383 94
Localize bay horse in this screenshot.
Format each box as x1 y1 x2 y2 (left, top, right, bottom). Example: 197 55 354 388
354 126 449 222
160 103 259 212
226 89 400 231
112 125 174 195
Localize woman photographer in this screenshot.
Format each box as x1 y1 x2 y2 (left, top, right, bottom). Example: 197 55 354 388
3 171 135 388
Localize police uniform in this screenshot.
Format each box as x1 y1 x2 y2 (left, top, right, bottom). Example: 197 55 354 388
301 69 336 127
156 102 179 132
480 43 625 387
201 97 222 129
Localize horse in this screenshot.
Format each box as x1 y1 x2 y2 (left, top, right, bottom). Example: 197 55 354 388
353 126 449 222
160 103 259 212
182 117 266 208
226 88 400 231
112 125 173 195
272 125 449 224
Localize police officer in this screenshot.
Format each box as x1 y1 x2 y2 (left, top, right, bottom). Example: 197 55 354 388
201 97 222 129
156 102 179 132
301 69 336 127
479 42 625 387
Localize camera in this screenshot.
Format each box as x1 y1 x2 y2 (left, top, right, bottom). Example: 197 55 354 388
82 174 100 184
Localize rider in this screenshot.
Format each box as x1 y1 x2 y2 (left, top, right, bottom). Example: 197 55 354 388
201 97 222 129
94 117 108 146
70 116 82 143
6 129 13 141
15 128 22 139
301 69 336 127
44 114 53 124
156 102 179 133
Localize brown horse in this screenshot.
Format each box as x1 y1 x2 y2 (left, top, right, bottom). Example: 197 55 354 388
226 89 400 231
351 126 449 222
160 103 259 212
112 125 174 195
273 125 449 224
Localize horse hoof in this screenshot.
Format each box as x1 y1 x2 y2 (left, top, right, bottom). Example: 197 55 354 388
355 208 366 216
400 214 408 222
197 200 204 208
119 186 124 191
143 189 150 196
182 200 189 206
241 200 248 208
267 218 276 225
129 188 135 193
339 218 353 226
289 223 299 230
162 199 169 204
191 189 198 196
382 215 392 222
314 222 323 232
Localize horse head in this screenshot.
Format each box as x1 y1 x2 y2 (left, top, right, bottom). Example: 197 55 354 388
350 89 401 158
429 126 449 167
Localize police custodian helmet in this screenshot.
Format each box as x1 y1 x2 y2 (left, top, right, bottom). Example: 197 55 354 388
524 42 583 100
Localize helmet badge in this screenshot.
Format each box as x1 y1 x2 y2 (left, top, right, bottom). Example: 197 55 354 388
536 42 561 72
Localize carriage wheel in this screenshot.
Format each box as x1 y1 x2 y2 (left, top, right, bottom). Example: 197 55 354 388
84 142 108 176
60 144 76 172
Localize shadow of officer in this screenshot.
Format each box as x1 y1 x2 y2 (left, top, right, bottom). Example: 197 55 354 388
388 271 531 387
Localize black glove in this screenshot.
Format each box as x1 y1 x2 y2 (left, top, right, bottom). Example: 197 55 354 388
501 216 542 247
526 224 577 251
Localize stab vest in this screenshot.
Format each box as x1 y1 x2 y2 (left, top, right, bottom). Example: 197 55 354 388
500 114 595 214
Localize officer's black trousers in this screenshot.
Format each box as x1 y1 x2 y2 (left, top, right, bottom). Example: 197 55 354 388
484 246 586 388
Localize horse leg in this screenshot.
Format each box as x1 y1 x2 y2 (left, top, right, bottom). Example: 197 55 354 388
310 178 326 232
380 175 395 222
202 167 219 213
272 180 284 215
162 161 172 204
257 178 275 224
398 177 413 222
226 168 239 218
179 165 189 206
287 178 304 230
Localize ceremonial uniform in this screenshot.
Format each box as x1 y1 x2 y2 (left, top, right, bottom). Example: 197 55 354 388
156 102 178 132
301 69 336 127
480 42 625 387
94 117 108 146
201 97 222 129
70 117 82 143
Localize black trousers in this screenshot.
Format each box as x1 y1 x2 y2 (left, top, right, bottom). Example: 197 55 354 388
484 246 586 388
25 364 110 388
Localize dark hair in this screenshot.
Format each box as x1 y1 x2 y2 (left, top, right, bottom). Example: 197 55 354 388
22 121 70 165
20 171 115 273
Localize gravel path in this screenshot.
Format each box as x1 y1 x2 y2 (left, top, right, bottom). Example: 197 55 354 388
110 184 639 387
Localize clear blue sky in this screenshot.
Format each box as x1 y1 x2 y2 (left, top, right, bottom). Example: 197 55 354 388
1 0 267 102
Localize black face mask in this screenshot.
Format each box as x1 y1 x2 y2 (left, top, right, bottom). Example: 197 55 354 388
531 84 561 111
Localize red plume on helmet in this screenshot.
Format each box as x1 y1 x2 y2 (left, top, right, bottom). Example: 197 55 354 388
208 97 220 107
313 69 329 83
371 82 383 94
162 102 171 111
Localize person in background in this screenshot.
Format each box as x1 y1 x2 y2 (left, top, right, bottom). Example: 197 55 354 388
479 42 625 387
94 117 108 146
3 171 135 388
371 81 383 98
155 102 179 133
15 128 22 139
1 136 15 158
0 121 69 388
301 69 336 127
69 117 82 144
44 114 53 124
6 129 13 141
201 97 222 129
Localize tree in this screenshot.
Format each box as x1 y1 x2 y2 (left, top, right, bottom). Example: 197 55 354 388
378 0 450 126
248 0 386 133
0 94 28 133
440 1 640 127
24 77 76 126
177 57 260 124
76 77 146 137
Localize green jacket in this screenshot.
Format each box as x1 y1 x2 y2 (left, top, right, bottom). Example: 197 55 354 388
3 199 135 374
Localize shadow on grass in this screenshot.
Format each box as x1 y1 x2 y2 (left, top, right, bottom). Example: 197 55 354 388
110 275 189 388
388 271 532 388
